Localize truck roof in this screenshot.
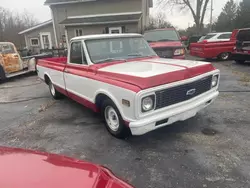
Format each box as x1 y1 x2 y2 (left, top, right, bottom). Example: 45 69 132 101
207 32 232 35
144 28 175 33
71 33 142 41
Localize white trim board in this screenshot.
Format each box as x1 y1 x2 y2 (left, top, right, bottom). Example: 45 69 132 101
63 20 139 26
68 11 142 19
18 20 52 35
45 0 96 5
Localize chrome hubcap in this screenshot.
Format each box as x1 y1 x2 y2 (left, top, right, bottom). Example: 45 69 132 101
104 106 119 131
221 53 229 60
50 83 56 96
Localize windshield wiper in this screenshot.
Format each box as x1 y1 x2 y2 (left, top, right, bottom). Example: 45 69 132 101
157 39 176 42
95 58 125 64
127 53 143 57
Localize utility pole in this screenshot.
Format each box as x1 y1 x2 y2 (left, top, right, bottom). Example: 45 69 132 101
210 0 213 32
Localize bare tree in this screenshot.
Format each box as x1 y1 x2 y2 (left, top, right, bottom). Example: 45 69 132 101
146 12 173 30
157 0 210 34
0 7 38 48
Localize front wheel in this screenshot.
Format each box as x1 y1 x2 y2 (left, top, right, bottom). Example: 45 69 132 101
0 66 6 83
218 52 230 61
48 81 63 100
101 99 130 139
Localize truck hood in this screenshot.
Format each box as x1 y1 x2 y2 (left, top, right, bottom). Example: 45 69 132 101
0 147 133 188
96 58 215 90
149 41 183 48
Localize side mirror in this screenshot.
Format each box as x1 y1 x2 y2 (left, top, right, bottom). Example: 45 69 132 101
181 36 188 41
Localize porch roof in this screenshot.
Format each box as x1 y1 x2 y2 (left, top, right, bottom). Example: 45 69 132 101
59 12 142 26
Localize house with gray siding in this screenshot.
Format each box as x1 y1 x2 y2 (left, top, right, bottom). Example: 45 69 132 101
19 0 153 52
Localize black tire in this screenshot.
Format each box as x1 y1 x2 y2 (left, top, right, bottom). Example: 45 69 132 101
0 66 6 83
48 81 63 100
101 99 130 139
218 52 231 61
235 60 245 64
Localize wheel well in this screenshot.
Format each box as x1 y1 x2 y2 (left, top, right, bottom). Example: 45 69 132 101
44 75 50 85
95 94 111 109
0 65 6 79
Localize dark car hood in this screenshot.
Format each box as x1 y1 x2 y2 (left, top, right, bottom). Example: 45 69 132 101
0 147 133 188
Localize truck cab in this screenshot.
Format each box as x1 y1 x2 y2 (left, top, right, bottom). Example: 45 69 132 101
0 42 36 81
232 28 250 64
144 28 186 59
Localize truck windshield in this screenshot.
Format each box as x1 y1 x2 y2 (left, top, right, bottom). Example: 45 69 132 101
85 37 157 64
0 44 15 54
144 30 180 42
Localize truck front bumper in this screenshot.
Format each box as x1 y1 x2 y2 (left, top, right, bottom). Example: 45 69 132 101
129 91 219 136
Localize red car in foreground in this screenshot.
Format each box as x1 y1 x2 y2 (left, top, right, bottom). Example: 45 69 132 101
144 28 186 59
190 29 239 61
0 146 133 188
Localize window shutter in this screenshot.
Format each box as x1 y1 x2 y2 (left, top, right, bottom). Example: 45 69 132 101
105 27 109 34
122 26 126 33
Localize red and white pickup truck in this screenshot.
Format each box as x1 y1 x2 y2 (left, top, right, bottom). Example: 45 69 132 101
37 34 220 139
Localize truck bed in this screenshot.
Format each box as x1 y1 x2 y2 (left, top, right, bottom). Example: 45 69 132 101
37 57 67 72
190 41 235 59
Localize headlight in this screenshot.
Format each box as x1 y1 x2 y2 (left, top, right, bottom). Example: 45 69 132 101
211 75 219 87
142 95 155 112
174 48 185 56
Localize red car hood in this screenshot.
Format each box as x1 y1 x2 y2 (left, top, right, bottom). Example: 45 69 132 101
0 147 133 188
95 58 215 90
149 41 183 48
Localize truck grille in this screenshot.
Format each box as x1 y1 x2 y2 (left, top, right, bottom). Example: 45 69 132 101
154 48 173 58
155 76 212 110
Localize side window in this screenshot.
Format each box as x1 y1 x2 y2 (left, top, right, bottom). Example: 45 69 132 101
217 34 231 39
75 29 83 37
70 41 87 65
204 34 216 40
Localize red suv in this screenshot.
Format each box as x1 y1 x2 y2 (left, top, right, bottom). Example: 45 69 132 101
232 28 250 63
144 28 186 59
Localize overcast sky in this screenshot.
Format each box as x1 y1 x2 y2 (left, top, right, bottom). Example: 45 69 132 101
1 0 239 29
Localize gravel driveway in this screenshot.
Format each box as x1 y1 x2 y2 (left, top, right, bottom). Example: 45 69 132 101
0 60 250 188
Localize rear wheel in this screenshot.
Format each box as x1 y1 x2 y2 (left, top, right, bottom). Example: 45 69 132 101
101 99 130 139
218 52 230 61
48 81 63 100
235 60 245 64
0 66 6 83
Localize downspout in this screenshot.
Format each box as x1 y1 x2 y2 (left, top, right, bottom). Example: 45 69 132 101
50 6 59 48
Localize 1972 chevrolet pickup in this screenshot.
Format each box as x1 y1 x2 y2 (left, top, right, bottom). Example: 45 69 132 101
37 34 220 139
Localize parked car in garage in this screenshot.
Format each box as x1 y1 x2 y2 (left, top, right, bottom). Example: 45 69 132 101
144 28 186 59
37 34 220 139
0 42 36 81
231 28 250 64
0 146 134 188
190 30 238 61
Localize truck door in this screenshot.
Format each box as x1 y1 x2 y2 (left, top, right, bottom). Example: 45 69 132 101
64 41 91 106
0 43 22 74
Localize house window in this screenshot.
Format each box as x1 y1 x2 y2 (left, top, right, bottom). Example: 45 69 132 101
30 38 39 46
75 29 83 37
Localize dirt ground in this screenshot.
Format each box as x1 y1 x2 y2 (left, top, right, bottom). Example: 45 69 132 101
0 59 250 188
